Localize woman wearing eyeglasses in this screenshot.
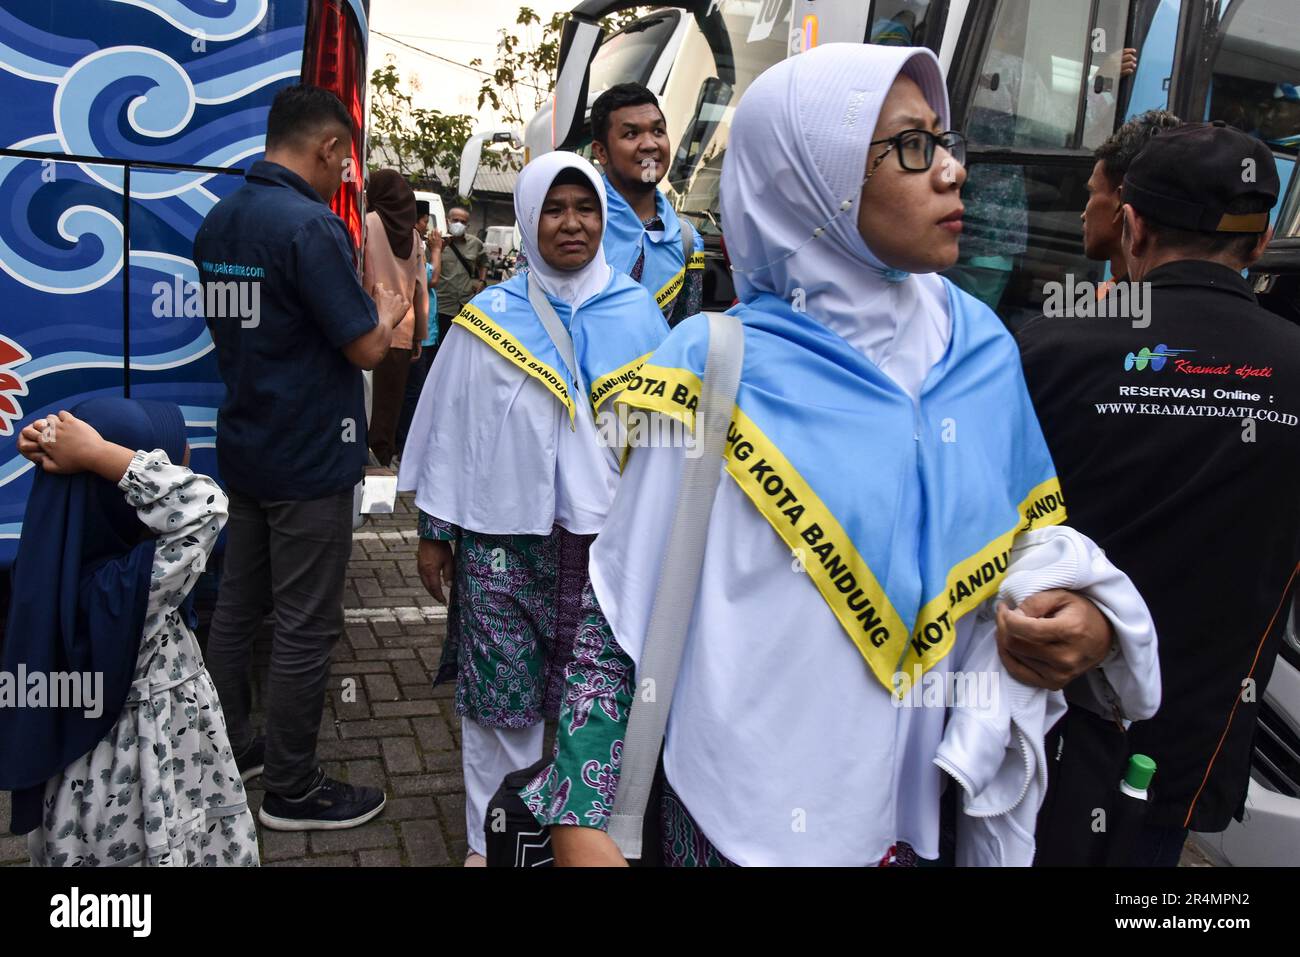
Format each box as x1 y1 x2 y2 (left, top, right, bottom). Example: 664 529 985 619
521 43 1160 867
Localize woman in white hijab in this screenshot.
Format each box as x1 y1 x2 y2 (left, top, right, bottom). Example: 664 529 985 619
398 151 668 864
521 43 1160 866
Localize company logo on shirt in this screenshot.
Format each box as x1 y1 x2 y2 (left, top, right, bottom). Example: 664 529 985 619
1123 344 1194 372
0 334 31 436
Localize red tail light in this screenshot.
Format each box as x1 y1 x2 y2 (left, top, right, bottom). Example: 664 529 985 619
302 0 367 267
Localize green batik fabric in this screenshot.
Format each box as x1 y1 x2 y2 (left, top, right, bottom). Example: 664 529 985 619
520 576 633 829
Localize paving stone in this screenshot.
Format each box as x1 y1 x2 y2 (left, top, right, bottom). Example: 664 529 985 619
381 796 437 821
333 681 370 720
269 854 356 867
0 834 29 864
422 750 461 773
352 648 417 661
413 716 455 752
346 759 388 791
358 848 405 867
364 672 400 701
346 625 379 650
373 699 441 718
339 718 413 739
331 660 396 675
260 830 308 862
309 822 399 854
390 774 437 798
423 770 465 795
400 820 450 867
382 737 422 774
392 659 428 685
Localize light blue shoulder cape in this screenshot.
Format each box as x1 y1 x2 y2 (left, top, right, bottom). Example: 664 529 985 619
601 176 705 315
618 283 1066 690
452 270 669 425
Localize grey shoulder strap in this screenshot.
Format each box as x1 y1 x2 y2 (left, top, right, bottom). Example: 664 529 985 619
680 217 695 271
607 310 744 859
526 272 579 387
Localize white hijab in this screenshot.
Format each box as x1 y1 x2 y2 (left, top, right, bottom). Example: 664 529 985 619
720 43 955 399
515 150 612 309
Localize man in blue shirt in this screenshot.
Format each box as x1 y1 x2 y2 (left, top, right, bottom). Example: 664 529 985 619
195 85 408 831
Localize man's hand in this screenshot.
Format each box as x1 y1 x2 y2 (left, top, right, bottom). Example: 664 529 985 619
410 342 422 363
995 589 1114 691
427 228 443 253
1120 48 1138 78
374 282 410 330
417 538 454 604
550 825 629 867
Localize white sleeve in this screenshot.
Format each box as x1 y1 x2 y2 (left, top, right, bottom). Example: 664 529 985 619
118 449 228 638
587 417 691 667
997 525 1162 722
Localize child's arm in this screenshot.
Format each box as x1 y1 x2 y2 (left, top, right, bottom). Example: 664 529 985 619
118 448 229 635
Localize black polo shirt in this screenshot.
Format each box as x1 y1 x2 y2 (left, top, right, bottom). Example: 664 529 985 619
194 161 377 500
1018 260 1300 831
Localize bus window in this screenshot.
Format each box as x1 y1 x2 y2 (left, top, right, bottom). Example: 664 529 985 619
589 11 682 100
660 0 791 235
869 2 939 48
1209 0 1300 157
948 0 1136 320
967 0 1132 150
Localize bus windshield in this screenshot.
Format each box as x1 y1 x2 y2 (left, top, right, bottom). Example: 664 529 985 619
660 0 946 234
659 0 792 235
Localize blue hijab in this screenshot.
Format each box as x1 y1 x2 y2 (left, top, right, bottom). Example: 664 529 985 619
0 398 187 834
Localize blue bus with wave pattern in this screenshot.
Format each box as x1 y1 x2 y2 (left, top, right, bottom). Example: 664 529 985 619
0 0 370 570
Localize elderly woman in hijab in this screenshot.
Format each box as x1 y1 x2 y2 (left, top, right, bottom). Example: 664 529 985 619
364 168 428 466
1 399 258 866
523 43 1161 867
397 152 668 864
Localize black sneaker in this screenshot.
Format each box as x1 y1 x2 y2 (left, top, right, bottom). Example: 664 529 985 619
257 769 387 831
234 736 265 783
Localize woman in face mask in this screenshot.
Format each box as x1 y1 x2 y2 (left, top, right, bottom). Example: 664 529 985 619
522 43 1161 867
397 152 668 865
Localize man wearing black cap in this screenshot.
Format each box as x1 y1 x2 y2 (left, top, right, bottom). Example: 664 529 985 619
1017 122 1300 865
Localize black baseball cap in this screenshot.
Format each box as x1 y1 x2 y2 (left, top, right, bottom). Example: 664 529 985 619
1122 121 1278 233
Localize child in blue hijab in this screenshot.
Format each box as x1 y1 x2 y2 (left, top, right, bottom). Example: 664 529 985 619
0 398 259 866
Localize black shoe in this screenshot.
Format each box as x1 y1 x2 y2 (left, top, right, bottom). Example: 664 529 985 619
257 769 387 831
234 736 265 783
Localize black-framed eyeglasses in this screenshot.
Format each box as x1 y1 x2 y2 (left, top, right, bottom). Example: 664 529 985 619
867 129 967 174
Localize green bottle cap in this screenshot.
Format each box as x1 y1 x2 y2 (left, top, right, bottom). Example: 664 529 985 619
1125 754 1157 791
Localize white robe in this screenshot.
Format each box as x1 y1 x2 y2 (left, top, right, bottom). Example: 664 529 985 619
396 321 618 536
590 434 1160 866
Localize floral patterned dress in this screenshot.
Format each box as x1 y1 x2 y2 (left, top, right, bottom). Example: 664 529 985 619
519 578 920 867
27 450 259 867
418 510 591 728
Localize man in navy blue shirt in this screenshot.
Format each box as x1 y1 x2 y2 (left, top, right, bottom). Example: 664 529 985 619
196 85 408 831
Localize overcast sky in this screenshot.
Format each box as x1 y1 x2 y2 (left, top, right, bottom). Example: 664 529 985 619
368 0 576 127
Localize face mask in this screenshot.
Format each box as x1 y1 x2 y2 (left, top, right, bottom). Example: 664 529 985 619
449 222 466 237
